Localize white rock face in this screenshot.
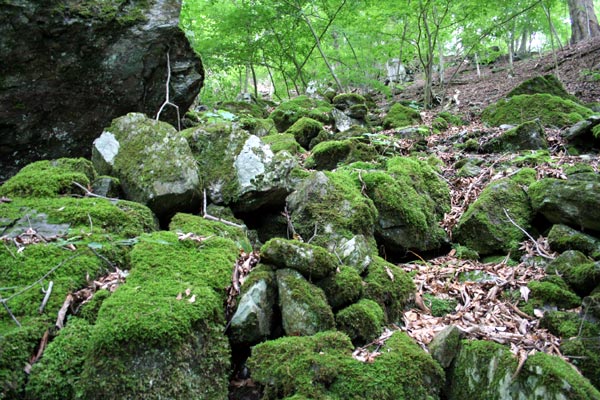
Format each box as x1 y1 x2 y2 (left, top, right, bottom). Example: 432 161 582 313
234 135 274 193
92 131 120 174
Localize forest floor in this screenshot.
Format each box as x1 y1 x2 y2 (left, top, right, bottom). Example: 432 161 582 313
399 36 600 113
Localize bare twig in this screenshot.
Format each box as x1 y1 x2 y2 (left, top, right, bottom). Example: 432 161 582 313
503 208 554 260
155 51 181 131
72 181 118 201
56 294 73 329
0 296 20 327
201 189 245 229
38 281 53 314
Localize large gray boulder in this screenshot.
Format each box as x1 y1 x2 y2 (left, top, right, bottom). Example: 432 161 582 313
0 0 203 180
92 113 200 219
183 123 298 212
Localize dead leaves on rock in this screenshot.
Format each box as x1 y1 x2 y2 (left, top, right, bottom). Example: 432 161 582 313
226 249 260 320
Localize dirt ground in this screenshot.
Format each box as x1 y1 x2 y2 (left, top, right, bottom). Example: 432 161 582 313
398 36 600 114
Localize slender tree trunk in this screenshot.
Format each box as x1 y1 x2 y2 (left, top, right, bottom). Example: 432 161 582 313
567 0 600 44
542 3 564 50
250 63 258 99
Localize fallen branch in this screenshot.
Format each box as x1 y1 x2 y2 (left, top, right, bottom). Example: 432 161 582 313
503 208 554 260
155 51 181 131
55 293 73 329
72 181 118 201
38 281 53 314
202 189 245 229
0 296 20 327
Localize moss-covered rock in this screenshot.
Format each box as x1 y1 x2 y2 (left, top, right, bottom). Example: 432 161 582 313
0 158 95 198
285 170 378 251
428 325 463 368
453 170 535 256
304 138 378 170
92 113 201 219
507 74 579 102
546 250 600 297
333 93 368 118
247 331 354 399
284 117 328 150
448 339 600 399
219 100 267 118
527 276 581 309
317 265 363 310
354 156 450 253
383 103 422 129
482 94 594 128
79 230 234 399
540 310 600 338
276 269 335 336
269 96 334 132
169 212 248 245
529 176 600 232
481 120 548 153
363 256 415 323
328 331 445 399
228 265 277 345
183 122 298 211
262 133 303 154
261 238 338 281
548 224 600 259
248 331 444 400
25 317 93 400
335 299 384 345
561 338 600 390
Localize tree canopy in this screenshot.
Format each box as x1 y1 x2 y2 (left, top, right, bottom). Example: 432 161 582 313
180 0 600 107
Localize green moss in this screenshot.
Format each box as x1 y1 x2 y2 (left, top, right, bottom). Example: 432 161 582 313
540 310 600 338
482 120 548 153
548 224 600 259
329 332 444 400
277 268 335 336
452 244 480 260
481 93 594 128
240 117 277 136
78 289 111 325
169 212 248 245
26 318 94 400
317 265 362 310
269 96 334 132
336 299 384 345
53 0 148 25
432 116 449 131
239 264 275 297
438 111 465 126
363 257 415 323
453 175 533 256
262 133 303 154
561 338 600 390
546 250 599 297
261 238 338 281
507 74 579 102
510 150 552 167
382 103 422 129
593 124 600 139
0 319 48 399
527 279 581 309
219 101 267 118
0 158 95 198
305 139 378 170
247 331 354 399
524 351 600 399
284 117 326 150
423 293 458 317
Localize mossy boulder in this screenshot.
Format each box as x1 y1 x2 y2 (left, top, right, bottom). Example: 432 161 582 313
276 269 335 336
328 331 445 399
383 103 422 129
304 138 378 170
354 156 450 254
284 117 329 150
447 339 600 399
247 331 354 399
248 331 444 399
428 325 463 368
79 230 234 399
261 238 338 281
561 338 600 390
481 93 594 128
25 317 93 400
0 158 95 198
262 133 303 154
335 299 384 345
168 212 247 245
285 170 378 252
317 265 363 310
563 116 600 150
540 310 600 338
548 224 600 259
269 95 334 132
183 122 298 211
363 256 415 323
219 100 267 118
481 120 548 153
92 113 201 219
546 250 600 298
333 93 368 119
228 265 277 345
527 276 581 309
507 74 579 102
239 117 278 137
453 170 535 256
529 176 600 232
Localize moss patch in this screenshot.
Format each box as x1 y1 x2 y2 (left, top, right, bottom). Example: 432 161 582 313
335 299 384 345
262 133 303 154
383 103 422 129
481 93 594 128
305 139 378 170
269 96 334 132
261 238 338 281
317 265 362 310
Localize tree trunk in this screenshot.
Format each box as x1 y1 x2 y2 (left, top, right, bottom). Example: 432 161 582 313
567 0 600 44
